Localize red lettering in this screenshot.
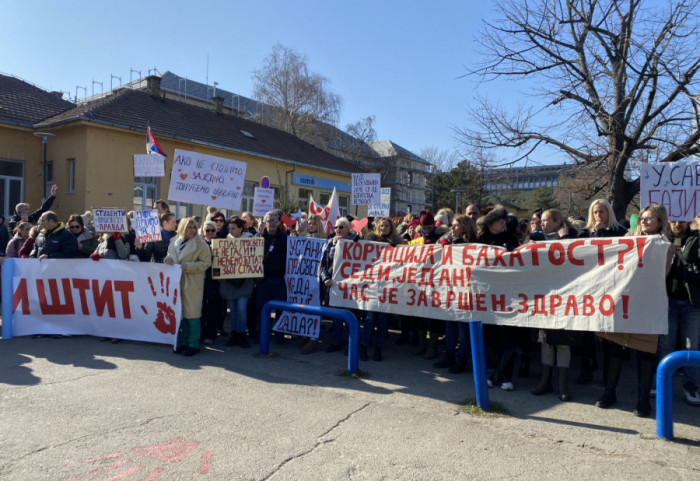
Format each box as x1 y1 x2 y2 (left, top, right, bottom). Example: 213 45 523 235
566 240 585 266
590 239 613 265
12 278 29 315
37 279 75 315
547 242 566 266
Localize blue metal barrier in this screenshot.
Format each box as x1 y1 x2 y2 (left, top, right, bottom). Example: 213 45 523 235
260 301 360 375
1 257 15 340
469 321 490 411
656 350 700 440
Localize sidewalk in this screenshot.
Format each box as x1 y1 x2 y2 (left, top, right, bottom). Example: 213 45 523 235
1 327 699 480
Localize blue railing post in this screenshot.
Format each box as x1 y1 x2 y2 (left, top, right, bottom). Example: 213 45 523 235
656 350 700 440
469 320 490 411
260 301 360 375
1 258 15 339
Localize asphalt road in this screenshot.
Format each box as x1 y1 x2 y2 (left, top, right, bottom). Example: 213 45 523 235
1 329 699 480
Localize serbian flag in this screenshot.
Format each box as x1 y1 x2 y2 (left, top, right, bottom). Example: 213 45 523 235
309 187 341 236
146 126 167 158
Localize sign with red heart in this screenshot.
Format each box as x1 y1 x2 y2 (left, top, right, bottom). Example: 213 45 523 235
253 186 275 216
351 217 368 233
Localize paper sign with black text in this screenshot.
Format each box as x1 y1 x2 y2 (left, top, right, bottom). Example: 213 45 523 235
352 173 381 205
134 154 165 177
253 187 275 217
367 188 391 217
167 149 247 209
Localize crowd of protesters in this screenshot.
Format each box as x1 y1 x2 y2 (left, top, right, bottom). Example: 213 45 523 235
1 185 699 418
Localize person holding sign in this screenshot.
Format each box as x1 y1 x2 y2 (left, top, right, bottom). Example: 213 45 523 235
165 217 212 356
360 217 404 361
220 218 255 348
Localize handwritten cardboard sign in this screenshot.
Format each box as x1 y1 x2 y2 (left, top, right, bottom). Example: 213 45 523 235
132 209 161 243
133 154 165 177
352 173 381 205
253 187 275 217
93 208 128 233
641 160 700 221
167 149 247 210
211 237 264 279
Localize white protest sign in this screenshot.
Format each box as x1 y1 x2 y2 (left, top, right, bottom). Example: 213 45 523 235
132 209 161 243
167 149 247 209
640 160 700 221
367 187 391 217
93 208 128 233
10 259 182 346
352 173 381 205
133 154 165 177
330 237 669 334
273 237 326 339
253 187 275 217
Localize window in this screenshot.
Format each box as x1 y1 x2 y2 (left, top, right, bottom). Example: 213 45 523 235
239 181 256 213
66 158 75 193
339 195 349 217
0 159 24 218
133 176 158 211
298 188 313 204
44 160 54 201
319 192 330 205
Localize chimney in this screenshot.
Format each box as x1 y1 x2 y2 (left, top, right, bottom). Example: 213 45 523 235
49 91 64 100
145 75 162 97
212 95 224 115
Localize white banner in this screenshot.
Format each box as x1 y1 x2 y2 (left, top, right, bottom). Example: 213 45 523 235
93 209 128 233
367 187 391 217
330 237 670 334
641 160 700 221
134 154 165 177
352 173 381 205
132 209 161 243
253 187 275 217
10 259 182 346
167 149 247 210
273 237 326 338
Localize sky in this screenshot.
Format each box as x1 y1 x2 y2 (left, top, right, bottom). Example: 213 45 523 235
1 0 546 165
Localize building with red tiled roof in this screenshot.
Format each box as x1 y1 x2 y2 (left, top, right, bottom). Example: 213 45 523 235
0 73 364 220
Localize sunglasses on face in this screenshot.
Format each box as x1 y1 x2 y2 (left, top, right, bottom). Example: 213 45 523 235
69 225 81 229
266 218 279 223
214 218 224 223
204 229 216 233
334 225 345 230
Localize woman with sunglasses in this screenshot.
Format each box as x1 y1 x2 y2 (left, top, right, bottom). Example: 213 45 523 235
211 213 228 239
67 214 98 258
219 217 255 348
596 203 670 417
319 218 358 352
198 220 225 344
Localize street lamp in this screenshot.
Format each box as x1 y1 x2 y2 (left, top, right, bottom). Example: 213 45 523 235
34 132 55 201
450 189 466 213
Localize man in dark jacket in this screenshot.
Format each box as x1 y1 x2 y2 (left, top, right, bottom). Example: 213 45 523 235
254 210 288 341
663 220 700 406
30 211 78 260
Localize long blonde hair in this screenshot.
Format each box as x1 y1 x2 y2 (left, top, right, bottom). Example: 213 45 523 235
585 199 622 231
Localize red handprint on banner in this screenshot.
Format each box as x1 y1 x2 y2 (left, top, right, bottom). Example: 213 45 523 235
140 272 179 335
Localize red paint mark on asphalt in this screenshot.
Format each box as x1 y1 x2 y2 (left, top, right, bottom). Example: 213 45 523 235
60 459 132 481
199 450 212 474
63 453 124 467
140 467 165 480
102 464 146 480
131 436 200 464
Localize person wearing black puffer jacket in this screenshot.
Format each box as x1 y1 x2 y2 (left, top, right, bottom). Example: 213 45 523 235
30 211 78 260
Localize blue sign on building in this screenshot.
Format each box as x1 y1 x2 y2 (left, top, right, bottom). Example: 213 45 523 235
292 173 351 193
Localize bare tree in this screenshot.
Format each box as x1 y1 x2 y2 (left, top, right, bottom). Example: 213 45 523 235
253 43 342 139
346 115 377 144
459 0 700 219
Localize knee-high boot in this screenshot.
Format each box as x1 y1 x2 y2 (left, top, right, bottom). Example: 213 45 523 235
596 355 622 408
531 364 553 395
558 367 571 402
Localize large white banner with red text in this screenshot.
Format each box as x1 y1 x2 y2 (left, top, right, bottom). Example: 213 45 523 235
10 259 182 345
330 237 669 334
